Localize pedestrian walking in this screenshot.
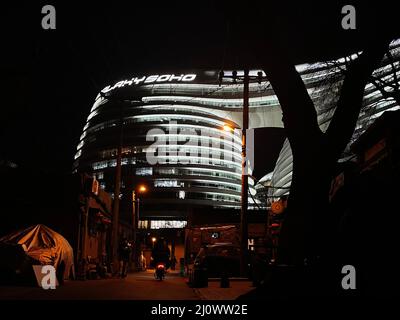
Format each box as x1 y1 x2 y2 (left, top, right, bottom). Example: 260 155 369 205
118 237 132 278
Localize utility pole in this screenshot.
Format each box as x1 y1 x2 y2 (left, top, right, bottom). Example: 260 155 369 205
240 69 249 277
132 185 146 271
131 191 139 270
111 102 124 274
218 69 267 277
135 197 140 269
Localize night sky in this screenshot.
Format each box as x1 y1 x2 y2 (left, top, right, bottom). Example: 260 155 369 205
1 1 399 176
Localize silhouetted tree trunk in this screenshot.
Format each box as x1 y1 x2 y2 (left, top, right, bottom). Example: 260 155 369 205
258 37 392 265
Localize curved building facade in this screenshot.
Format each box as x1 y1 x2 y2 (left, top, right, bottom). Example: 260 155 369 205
73 71 283 222
74 40 400 221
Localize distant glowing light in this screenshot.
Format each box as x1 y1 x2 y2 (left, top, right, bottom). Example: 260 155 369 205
223 124 235 132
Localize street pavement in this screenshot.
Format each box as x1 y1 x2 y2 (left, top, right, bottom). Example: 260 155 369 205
0 270 256 300
0 270 199 300
194 280 254 300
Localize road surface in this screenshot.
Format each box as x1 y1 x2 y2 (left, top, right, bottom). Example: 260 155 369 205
0 269 199 300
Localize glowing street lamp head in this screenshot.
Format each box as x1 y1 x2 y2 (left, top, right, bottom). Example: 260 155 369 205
151 237 157 243
138 185 147 193
222 124 234 132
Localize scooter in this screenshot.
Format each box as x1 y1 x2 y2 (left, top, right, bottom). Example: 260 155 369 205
155 263 166 280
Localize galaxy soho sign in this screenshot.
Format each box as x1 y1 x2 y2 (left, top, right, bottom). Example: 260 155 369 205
98 74 197 96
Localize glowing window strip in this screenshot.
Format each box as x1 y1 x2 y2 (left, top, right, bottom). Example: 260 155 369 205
80 131 87 141
364 90 382 100
142 95 278 107
139 103 223 116
129 113 231 127
161 166 242 178
147 145 242 161
148 190 241 200
200 192 241 199
91 158 243 172
81 119 242 146
191 178 255 188
139 81 269 92
77 141 84 150
91 97 107 112
154 155 241 168
168 178 241 188
74 150 82 159
156 122 242 143
87 110 99 121
157 168 255 186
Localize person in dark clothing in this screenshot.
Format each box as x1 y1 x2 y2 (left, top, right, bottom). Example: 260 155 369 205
118 238 132 278
151 242 171 269
56 261 66 285
171 256 177 270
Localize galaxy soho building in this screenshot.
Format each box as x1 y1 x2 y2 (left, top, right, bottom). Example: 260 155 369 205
73 71 282 228
73 39 400 227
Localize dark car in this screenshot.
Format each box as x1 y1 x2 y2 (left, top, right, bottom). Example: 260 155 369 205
193 243 241 278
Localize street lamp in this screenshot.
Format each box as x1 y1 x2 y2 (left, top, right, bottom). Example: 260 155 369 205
135 184 147 225
151 237 157 249
223 124 235 132
132 184 148 270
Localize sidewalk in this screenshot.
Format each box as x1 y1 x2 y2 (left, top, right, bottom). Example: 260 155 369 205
192 280 255 300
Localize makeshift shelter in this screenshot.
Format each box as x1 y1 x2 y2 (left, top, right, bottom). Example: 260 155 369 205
0 224 75 282
0 242 37 285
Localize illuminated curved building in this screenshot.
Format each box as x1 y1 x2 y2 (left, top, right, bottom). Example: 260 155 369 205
268 39 400 200
74 39 400 223
73 71 283 224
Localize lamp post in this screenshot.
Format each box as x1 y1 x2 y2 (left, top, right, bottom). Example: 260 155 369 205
219 69 267 277
222 120 249 276
132 184 147 270
111 102 124 274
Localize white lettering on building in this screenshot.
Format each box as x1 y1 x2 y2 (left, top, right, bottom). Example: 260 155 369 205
97 73 197 100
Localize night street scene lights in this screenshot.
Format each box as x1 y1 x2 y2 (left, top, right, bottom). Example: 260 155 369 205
2 2 400 306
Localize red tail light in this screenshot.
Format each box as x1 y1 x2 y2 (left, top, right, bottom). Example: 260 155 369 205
157 264 165 269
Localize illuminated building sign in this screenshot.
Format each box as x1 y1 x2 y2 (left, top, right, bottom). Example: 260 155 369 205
138 220 187 229
99 73 197 96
